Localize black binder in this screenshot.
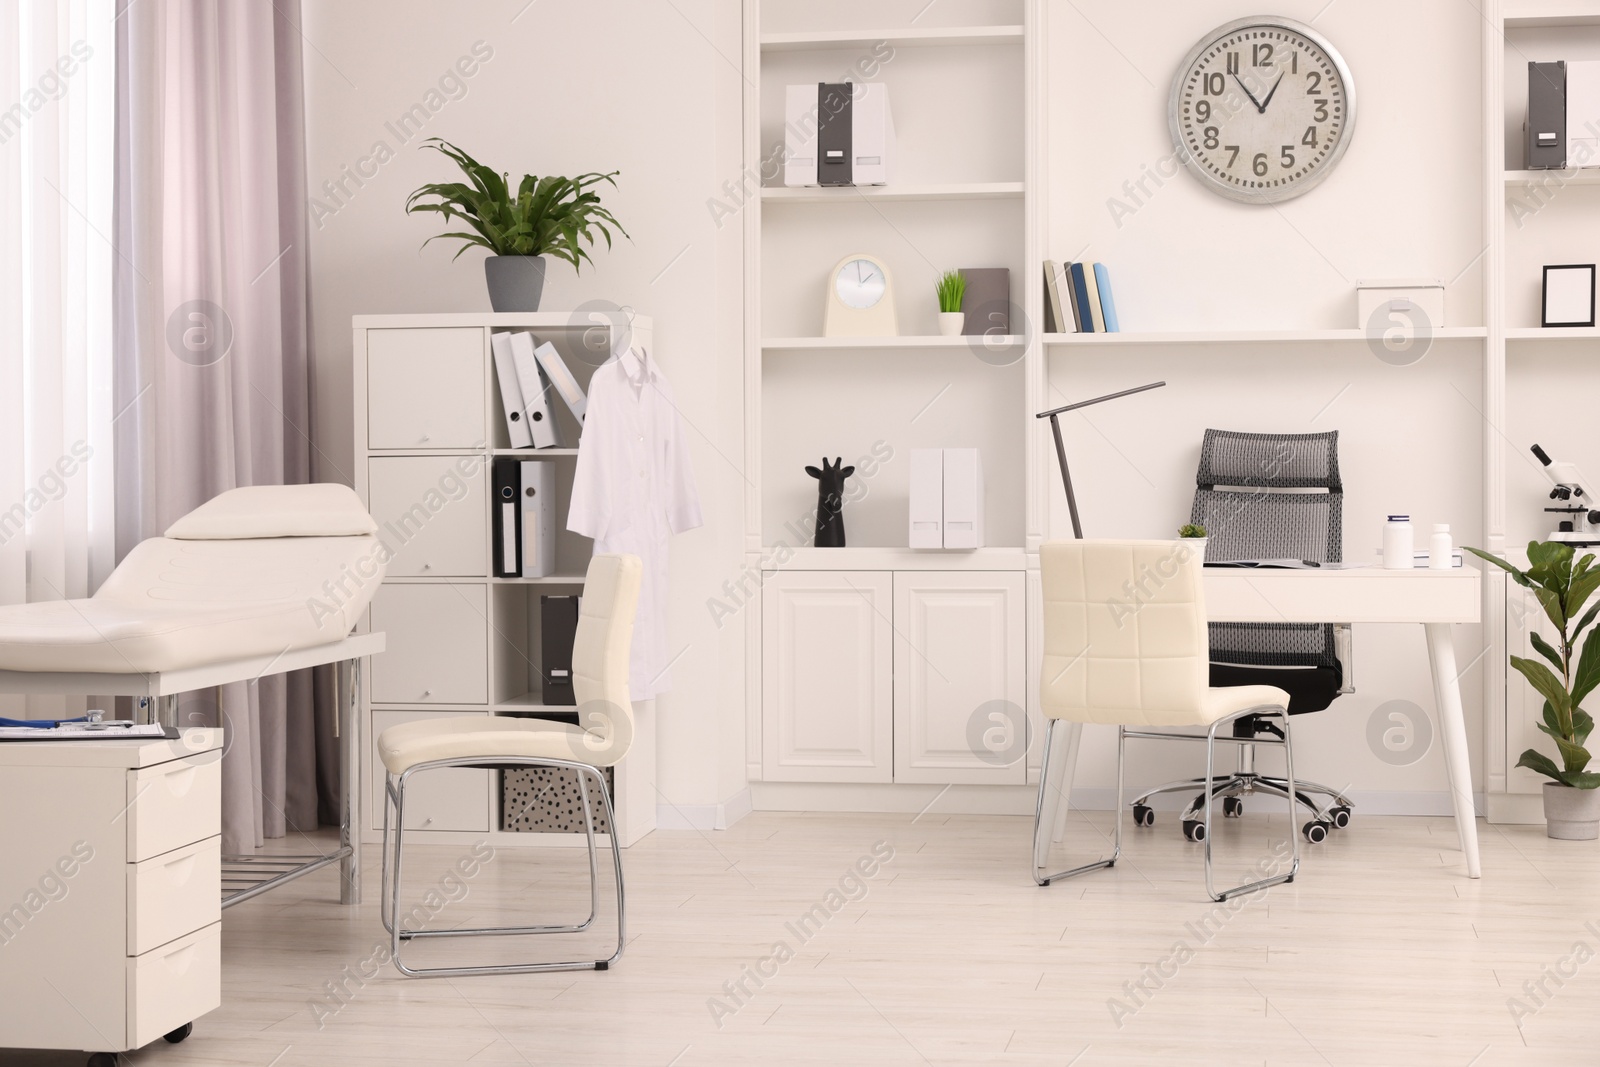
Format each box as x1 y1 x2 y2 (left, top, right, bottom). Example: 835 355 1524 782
816 82 853 186
492 457 521 578
540 595 579 706
1529 61 1567 170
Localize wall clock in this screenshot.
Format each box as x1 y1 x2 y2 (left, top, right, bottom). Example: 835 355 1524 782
1169 16 1356 205
823 253 898 337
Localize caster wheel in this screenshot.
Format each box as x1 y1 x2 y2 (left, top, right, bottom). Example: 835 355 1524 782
1182 819 1207 843
1329 805 1352 829
164 1022 193 1044
1222 797 1244 819
1303 820 1329 844
1132 804 1155 828
87 1055 120 1067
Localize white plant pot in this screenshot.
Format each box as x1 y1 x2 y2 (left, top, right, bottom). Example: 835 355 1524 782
1180 537 1206 562
1543 781 1600 840
937 312 964 337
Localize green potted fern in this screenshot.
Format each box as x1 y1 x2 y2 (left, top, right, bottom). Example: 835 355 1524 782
1467 541 1600 839
405 139 629 312
936 269 966 336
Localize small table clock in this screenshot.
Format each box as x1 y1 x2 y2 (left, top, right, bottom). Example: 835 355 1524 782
823 253 897 337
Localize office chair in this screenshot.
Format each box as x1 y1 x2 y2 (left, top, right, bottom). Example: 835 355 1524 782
377 553 640 977
1033 539 1300 901
1129 429 1355 844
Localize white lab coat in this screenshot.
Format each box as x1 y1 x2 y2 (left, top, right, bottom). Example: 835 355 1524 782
567 347 703 700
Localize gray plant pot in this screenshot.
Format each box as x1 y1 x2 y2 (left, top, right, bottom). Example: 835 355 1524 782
484 255 546 312
1543 781 1600 840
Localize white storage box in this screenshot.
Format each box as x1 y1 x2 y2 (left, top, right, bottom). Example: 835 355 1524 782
1356 279 1445 329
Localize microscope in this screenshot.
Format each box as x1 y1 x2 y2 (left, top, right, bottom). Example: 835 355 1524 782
1532 444 1600 545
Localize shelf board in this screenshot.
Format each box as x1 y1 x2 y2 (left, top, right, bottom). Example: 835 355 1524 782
1505 4 1600 28
1505 169 1600 186
491 574 587 585
489 448 579 457
495 695 578 713
1507 326 1600 340
760 546 1029 571
761 182 1024 204
762 335 1024 350
352 312 652 331
1043 328 1488 346
760 25 1024 51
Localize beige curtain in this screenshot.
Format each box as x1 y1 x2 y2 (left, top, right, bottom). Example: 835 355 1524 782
113 0 334 851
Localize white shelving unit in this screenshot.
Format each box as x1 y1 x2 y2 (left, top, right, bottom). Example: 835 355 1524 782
742 0 1043 802
351 312 657 847
1045 328 1490 347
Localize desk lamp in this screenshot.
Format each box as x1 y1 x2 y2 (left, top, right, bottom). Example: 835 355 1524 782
1035 381 1166 538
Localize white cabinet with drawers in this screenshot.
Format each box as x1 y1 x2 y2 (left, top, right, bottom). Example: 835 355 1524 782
0 730 223 1058
761 568 1028 786
354 313 658 847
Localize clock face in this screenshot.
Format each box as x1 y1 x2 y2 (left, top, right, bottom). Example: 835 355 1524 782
835 258 887 309
1169 17 1356 204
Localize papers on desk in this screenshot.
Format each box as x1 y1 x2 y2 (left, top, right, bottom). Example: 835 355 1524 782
0 722 177 742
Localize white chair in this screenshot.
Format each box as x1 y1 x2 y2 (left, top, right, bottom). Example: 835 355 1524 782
377 553 641 977
1033 539 1301 901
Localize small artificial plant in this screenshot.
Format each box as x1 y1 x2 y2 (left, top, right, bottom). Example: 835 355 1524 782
404 138 629 267
1467 541 1600 788
1179 523 1207 538
935 269 966 314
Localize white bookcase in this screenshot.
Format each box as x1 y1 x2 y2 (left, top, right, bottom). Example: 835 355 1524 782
741 0 1045 804
351 312 657 846
739 0 1597 821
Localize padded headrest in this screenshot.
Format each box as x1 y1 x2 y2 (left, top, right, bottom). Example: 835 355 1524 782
165 484 379 540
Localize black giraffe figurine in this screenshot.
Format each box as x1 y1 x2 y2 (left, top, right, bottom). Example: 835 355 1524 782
805 457 855 548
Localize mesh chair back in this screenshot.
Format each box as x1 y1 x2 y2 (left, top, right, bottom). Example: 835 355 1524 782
1192 430 1341 672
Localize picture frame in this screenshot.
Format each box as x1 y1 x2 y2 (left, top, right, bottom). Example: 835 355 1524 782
1542 264 1597 328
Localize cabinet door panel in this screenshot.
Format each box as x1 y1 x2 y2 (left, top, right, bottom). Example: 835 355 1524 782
369 710 492 832
370 583 488 704
368 456 487 577
762 572 892 782
367 328 485 449
893 572 1026 784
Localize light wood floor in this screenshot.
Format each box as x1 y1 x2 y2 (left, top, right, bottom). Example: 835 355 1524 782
5 810 1599 1066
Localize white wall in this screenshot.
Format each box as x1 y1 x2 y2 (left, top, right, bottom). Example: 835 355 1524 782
301 0 749 821
1046 0 1489 808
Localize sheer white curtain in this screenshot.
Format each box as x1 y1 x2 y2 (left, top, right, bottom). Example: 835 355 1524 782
0 1 116 719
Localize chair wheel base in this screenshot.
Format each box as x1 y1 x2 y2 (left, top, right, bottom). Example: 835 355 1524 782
1132 804 1154 827
1303 820 1330 844
1329 805 1352 829
1222 797 1244 819
1182 819 1207 843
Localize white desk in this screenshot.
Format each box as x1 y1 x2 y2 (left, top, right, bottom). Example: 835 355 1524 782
1049 565 1485 878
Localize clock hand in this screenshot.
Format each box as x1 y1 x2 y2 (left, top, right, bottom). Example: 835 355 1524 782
1257 71 1287 112
1231 73 1265 113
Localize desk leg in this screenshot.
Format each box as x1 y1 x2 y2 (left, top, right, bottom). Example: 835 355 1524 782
1424 622 1482 878
339 658 361 905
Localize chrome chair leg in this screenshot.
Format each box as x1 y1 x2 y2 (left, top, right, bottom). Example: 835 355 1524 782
1033 718 1119 886
1201 710 1301 902
382 756 626 978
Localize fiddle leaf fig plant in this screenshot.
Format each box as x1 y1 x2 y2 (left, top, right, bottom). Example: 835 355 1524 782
404 138 629 267
1466 541 1600 788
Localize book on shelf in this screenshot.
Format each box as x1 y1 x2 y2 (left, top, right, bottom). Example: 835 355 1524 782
1042 260 1075 334
1067 263 1094 332
1093 263 1120 333
1080 262 1107 332
960 267 1010 337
